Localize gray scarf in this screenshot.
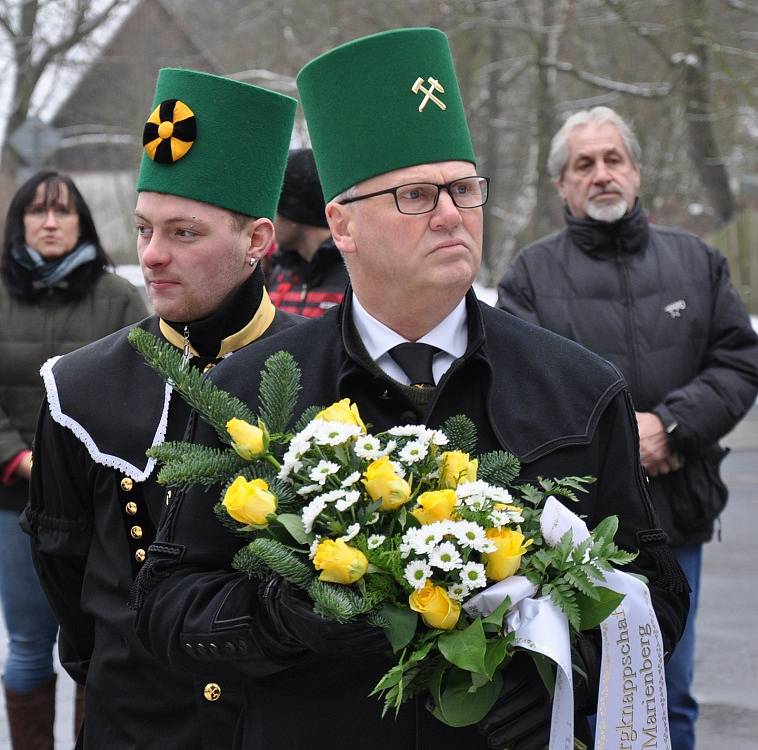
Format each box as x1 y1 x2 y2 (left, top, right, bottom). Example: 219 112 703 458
11 241 98 289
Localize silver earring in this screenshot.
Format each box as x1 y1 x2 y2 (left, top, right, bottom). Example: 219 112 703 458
249 257 256 268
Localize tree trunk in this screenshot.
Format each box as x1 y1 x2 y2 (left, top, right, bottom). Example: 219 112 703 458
682 0 735 226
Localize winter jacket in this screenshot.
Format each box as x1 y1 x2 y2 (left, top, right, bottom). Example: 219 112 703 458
267 237 347 317
497 202 758 546
132 289 689 750
0 269 147 511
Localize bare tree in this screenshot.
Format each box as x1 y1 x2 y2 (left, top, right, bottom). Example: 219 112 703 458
0 0 130 170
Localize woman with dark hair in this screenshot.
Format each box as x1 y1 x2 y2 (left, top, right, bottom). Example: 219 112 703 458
0 170 147 748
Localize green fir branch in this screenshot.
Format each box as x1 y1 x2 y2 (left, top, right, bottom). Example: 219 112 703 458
441 415 477 454
242 537 313 588
128 328 256 441
292 404 325 433
149 443 249 487
478 450 521 486
308 579 371 622
258 351 302 435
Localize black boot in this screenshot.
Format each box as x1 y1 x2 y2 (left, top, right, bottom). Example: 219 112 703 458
4 674 56 750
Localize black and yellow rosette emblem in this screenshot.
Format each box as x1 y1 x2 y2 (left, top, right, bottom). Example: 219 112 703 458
143 99 196 164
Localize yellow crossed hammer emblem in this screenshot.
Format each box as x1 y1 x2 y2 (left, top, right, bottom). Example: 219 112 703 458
411 77 446 112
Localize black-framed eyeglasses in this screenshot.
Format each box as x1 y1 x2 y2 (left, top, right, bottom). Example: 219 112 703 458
338 175 490 215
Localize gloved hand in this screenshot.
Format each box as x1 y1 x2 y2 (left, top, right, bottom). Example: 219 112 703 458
478 634 603 750
255 576 389 659
477 650 552 750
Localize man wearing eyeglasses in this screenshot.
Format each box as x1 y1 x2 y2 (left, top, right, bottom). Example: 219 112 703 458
134 29 688 750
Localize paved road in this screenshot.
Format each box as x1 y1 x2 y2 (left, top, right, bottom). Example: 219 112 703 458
1 408 757 749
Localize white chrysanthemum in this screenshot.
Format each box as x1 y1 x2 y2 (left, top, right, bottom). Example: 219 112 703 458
399 439 429 464
367 534 385 549
488 486 513 504
460 561 487 590
428 541 463 571
429 430 449 446
388 425 427 438
317 489 346 504
381 439 398 456
309 536 322 560
313 421 363 446
454 521 490 551
341 523 360 542
490 508 513 528
366 512 380 525
341 471 361 487
447 582 470 601
296 484 322 496
456 480 492 499
309 460 340 485
354 435 383 460
404 560 433 590
463 496 486 512
301 497 328 533
335 490 360 511
410 524 446 555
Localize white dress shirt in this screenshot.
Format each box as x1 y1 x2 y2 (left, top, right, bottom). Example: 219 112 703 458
351 295 468 386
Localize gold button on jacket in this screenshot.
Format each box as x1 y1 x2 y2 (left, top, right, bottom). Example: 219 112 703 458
120 477 134 492
203 683 221 702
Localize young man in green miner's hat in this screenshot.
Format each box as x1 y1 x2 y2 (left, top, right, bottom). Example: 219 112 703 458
23 69 299 749
132 30 688 750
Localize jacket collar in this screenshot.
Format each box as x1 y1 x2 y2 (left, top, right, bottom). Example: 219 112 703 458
160 267 270 359
565 199 649 258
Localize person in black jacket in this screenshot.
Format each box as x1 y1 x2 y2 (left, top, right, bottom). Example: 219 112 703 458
23 69 299 749
268 148 348 317
497 105 758 750
133 32 689 750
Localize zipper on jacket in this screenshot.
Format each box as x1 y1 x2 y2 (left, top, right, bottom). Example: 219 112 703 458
616 243 641 394
299 283 309 314
182 325 191 367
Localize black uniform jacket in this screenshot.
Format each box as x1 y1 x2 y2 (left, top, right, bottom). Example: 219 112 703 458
24 288 300 749
134 289 689 750
498 202 758 545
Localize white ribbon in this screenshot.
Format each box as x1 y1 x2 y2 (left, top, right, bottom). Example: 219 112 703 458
465 497 671 750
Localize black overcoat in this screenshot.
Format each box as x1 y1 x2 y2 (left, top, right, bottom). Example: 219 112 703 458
134 290 689 750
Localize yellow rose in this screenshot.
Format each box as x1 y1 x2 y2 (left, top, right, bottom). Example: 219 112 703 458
409 581 461 630
226 418 268 460
315 399 366 432
313 539 368 584
222 476 277 526
411 489 458 525
483 528 533 581
362 456 411 511
440 451 478 488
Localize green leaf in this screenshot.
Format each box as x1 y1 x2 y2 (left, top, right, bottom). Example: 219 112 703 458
377 603 419 652
483 636 511 678
592 515 619 545
481 595 513 629
276 513 310 545
531 651 556 695
431 666 503 727
438 618 488 675
577 587 625 630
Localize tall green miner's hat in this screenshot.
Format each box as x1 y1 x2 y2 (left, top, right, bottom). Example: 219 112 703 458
137 68 297 219
296 28 475 201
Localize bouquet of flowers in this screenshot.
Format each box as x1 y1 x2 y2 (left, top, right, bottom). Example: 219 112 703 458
130 330 636 729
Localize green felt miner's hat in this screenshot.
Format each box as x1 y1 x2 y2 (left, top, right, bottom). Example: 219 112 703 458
296 28 475 202
137 68 297 219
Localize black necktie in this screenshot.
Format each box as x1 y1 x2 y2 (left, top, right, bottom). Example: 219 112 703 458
388 342 440 387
